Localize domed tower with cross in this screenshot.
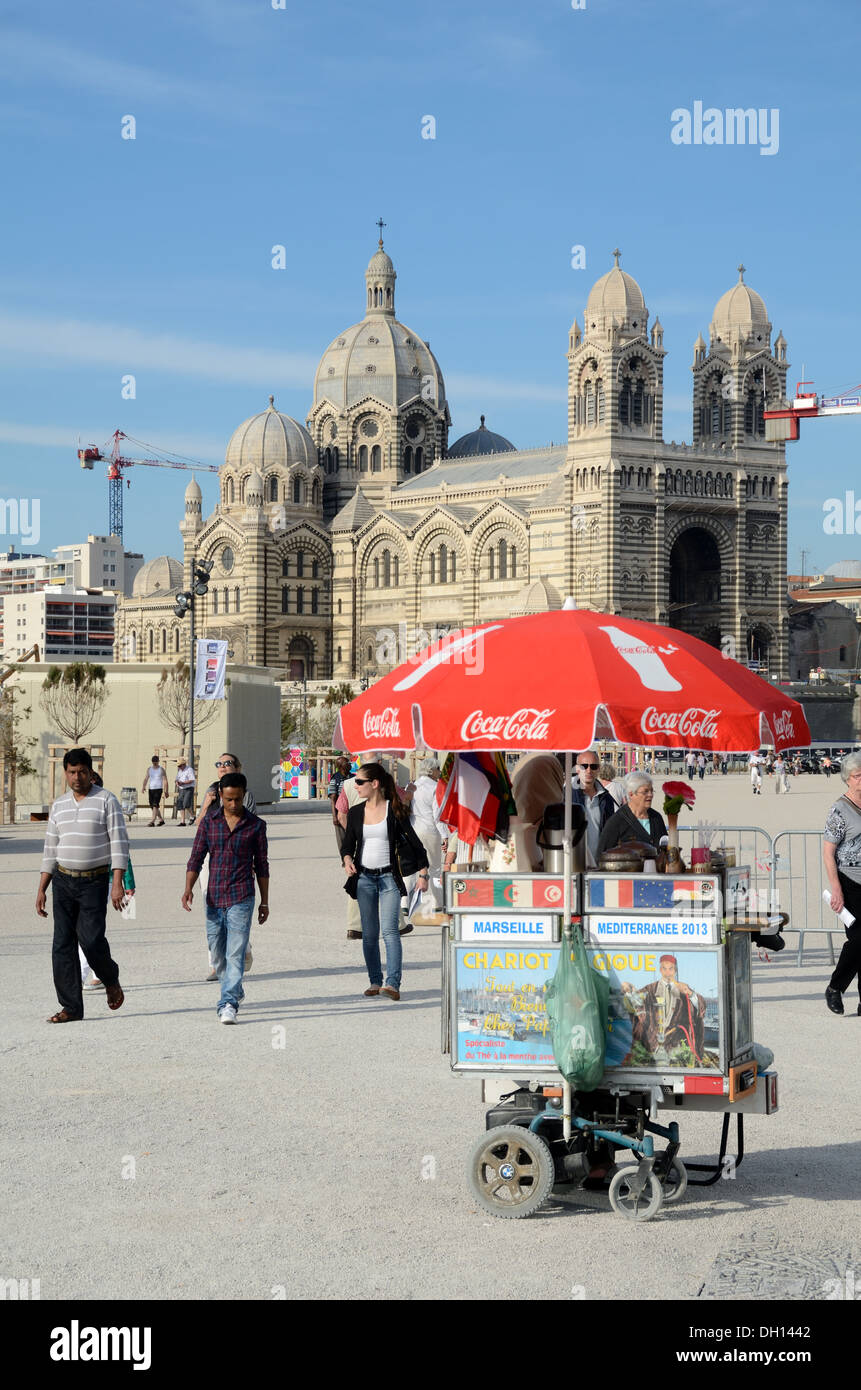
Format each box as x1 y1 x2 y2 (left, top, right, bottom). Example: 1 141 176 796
307 223 451 519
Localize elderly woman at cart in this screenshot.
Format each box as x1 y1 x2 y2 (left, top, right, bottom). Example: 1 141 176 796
823 749 861 1016
596 771 668 857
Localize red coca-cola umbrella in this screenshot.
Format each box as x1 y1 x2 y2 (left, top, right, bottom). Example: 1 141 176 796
335 605 810 754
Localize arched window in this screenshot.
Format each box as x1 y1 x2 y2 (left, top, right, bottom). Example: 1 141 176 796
324 448 331 473
359 445 368 472
148 629 153 654
367 644 373 663
404 446 412 473
296 587 304 615
371 445 381 472
499 538 508 580
282 558 289 577
268 476 278 502
489 547 495 580
281 588 289 614
213 591 219 615
174 629 180 653
234 587 240 611
160 629 166 653
225 477 234 504
440 545 448 584
333 447 339 472
292 475 304 504
337 646 342 663
429 551 436 584
312 480 320 505
223 587 229 613
311 589 319 615
383 550 391 586
449 551 456 584
393 554 399 587
312 558 319 578
510 545 517 579
415 447 423 471
373 557 380 587
296 551 305 578
337 599 342 616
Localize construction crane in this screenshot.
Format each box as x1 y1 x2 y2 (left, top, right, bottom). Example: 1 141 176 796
79 430 220 543
764 381 861 441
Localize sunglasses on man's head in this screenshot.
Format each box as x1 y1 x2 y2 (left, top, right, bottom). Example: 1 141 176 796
215 759 236 768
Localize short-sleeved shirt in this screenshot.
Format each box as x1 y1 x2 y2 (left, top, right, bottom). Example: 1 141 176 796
824 797 861 884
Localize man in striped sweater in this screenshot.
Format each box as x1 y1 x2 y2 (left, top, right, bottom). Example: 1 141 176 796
36 748 130 1023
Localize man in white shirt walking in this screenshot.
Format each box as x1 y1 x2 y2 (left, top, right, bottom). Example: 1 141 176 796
142 754 166 826
175 757 196 826
36 747 129 1023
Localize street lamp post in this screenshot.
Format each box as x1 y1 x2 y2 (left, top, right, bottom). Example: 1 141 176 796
173 559 213 776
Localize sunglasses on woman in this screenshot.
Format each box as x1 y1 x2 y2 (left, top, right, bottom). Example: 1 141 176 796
215 760 236 768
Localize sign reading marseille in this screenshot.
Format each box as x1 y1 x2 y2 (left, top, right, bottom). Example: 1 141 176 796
194 640 228 701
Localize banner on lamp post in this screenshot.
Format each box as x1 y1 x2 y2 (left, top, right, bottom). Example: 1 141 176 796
194 639 228 700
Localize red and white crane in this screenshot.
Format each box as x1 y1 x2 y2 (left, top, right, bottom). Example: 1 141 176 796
764 381 861 441
79 430 219 543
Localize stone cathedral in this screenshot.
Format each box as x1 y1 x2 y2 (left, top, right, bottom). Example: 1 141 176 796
115 239 791 681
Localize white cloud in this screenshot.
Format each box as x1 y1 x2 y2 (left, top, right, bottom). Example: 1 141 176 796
0 312 318 389
0 420 227 462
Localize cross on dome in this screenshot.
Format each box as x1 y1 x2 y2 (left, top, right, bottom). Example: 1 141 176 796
737 263 746 281
376 216 387 249
613 248 621 266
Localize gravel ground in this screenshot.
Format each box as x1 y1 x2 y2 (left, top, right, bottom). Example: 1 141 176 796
2 773 859 1301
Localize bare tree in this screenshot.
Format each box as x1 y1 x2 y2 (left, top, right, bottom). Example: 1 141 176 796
0 684 37 778
156 661 221 755
40 663 109 743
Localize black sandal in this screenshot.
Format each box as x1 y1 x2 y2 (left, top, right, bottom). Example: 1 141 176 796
47 1010 82 1023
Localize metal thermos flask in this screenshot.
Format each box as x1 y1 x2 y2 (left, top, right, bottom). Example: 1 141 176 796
536 802 586 874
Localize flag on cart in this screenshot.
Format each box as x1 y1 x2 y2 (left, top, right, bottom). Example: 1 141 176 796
436 752 513 845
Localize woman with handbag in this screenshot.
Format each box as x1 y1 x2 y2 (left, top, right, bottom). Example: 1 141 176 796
341 762 429 1001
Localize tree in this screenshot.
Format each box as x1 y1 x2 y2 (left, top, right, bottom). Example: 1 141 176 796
280 701 298 750
323 682 356 708
40 663 109 743
304 702 339 755
155 661 222 754
0 683 37 780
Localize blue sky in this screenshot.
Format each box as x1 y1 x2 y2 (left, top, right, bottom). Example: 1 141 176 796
1 0 859 574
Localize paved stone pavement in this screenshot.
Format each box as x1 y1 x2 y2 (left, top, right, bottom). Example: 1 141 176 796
2 773 859 1301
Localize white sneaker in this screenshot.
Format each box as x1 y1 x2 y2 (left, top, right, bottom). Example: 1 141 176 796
219 1004 238 1024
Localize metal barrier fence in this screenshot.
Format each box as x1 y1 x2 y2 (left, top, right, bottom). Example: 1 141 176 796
678 825 843 968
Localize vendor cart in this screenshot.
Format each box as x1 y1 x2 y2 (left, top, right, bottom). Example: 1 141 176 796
442 863 779 1221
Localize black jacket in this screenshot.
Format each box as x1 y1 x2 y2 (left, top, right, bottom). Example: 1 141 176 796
342 802 429 896
596 805 668 856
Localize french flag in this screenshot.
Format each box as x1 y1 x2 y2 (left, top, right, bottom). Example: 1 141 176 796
436 753 501 846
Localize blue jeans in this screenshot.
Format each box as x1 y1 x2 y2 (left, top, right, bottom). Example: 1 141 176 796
356 871 402 989
206 896 255 1013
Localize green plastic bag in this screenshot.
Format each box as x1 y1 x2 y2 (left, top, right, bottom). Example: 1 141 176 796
545 924 609 1091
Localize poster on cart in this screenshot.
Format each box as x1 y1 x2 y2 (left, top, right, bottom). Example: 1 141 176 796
591 948 721 1072
453 946 559 1068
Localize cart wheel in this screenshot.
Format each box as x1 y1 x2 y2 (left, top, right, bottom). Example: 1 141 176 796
657 1156 688 1204
608 1166 664 1222
467 1125 555 1219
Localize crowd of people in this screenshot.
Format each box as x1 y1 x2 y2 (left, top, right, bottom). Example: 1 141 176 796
35 742 861 1024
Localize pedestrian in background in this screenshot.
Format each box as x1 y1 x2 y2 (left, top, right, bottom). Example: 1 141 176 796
823 751 861 1016
823 755 833 780
749 753 762 795
175 757 196 826
183 772 270 1025
696 753 706 781
774 754 789 794
341 762 429 1001
406 757 446 903
36 748 128 1023
328 755 352 860
142 754 166 826
599 761 627 809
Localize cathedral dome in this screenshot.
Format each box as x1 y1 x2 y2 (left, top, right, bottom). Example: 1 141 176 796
313 240 447 414
184 475 202 501
512 577 563 615
585 251 647 333
710 265 771 347
225 397 316 473
132 555 183 597
447 416 516 459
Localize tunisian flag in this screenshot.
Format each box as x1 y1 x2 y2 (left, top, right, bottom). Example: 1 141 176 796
333 608 810 755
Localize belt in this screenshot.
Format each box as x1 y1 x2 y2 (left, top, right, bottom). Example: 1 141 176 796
361 865 393 877
57 864 111 879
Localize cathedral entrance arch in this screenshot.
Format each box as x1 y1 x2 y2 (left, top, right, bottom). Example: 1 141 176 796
668 527 722 638
287 636 314 680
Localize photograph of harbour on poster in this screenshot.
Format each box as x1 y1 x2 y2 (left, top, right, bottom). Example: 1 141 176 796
591 948 721 1071
453 947 559 1067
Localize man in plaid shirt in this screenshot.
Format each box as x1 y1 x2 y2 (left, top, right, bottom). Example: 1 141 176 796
182 772 270 1024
